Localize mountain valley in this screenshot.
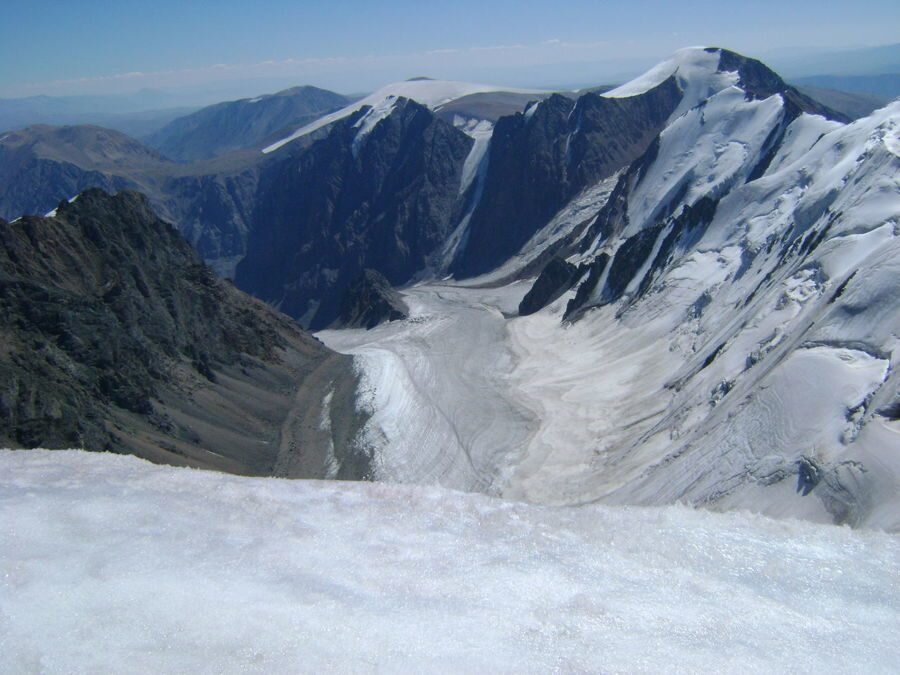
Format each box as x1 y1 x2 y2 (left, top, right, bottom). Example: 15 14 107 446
2 12 900 668
1 47 898 530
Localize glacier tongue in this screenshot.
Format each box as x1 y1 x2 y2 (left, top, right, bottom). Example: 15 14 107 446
2 449 898 673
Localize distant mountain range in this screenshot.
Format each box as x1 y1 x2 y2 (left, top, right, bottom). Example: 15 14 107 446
793 73 900 100
144 86 351 161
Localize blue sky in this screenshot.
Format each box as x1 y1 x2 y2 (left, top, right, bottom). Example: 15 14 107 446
1 0 898 98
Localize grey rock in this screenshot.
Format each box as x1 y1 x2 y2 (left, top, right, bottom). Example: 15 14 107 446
332 269 409 329
518 257 580 316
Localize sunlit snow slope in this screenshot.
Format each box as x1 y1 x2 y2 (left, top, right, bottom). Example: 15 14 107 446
263 79 541 153
321 48 900 529
2 450 898 673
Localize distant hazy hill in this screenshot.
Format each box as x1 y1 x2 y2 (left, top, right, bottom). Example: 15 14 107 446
0 124 169 221
795 84 891 119
793 73 900 100
144 86 350 161
0 91 199 138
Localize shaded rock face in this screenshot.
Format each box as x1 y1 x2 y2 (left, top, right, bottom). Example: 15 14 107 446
565 196 720 319
564 254 610 320
236 98 473 329
162 169 260 276
333 269 409 329
0 189 368 479
518 257 581 316
452 78 682 278
713 48 850 123
145 86 350 161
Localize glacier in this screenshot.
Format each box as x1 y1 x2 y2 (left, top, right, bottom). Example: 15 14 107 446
319 49 900 529
1 449 898 673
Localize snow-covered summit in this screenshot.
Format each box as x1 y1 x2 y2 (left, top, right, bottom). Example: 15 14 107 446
263 79 542 153
603 46 828 124
605 46 729 99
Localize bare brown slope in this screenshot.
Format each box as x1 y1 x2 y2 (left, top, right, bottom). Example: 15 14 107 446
0 189 368 478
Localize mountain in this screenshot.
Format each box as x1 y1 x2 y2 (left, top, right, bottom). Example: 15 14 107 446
0 124 265 277
236 97 473 329
527 53 899 528
0 124 168 221
449 48 847 279
0 189 368 478
792 73 900 100
794 84 891 120
262 78 544 153
144 86 350 161
0 80 542 294
315 48 899 529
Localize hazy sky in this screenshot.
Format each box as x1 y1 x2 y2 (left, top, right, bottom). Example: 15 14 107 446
2 0 898 98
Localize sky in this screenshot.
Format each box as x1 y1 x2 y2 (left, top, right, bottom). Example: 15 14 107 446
1 0 898 100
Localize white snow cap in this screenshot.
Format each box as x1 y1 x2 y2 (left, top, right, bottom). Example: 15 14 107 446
605 46 723 98
3 449 898 673
263 79 541 153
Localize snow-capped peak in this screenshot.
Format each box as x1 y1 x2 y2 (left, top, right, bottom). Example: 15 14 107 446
604 47 720 96
351 95 399 157
605 47 740 118
263 79 543 154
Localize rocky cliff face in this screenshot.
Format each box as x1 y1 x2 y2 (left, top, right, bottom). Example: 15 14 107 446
0 189 368 479
450 78 681 278
236 97 473 329
332 269 409 329
517 257 581 316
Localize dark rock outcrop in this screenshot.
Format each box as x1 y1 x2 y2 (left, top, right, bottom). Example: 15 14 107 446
0 189 368 479
518 257 581 316
236 97 473 329
332 269 409 329
713 48 850 123
451 78 682 278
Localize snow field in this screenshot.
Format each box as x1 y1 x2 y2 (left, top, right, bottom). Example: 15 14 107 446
2 450 898 674
319 283 536 495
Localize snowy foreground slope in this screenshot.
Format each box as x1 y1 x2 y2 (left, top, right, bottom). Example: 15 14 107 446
320 48 900 529
2 450 898 673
